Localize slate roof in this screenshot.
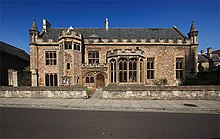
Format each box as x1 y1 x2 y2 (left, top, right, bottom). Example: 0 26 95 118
198 54 220 62
42 27 186 41
212 50 220 56
0 41 30 61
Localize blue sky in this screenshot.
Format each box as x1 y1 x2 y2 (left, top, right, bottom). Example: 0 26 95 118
0 0 219 54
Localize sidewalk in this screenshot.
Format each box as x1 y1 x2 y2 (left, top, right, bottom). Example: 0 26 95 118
0 97 219 114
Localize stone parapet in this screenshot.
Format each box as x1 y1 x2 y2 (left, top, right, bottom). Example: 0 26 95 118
0 85 87 99
84 38 191 45
102 84 220 100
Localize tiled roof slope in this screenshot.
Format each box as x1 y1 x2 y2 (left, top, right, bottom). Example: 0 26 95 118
198 54 220 62
0 41 30 61
42 27 186 41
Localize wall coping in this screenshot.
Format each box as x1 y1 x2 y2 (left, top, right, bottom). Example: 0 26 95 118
103 84 220 91
0 85 86 91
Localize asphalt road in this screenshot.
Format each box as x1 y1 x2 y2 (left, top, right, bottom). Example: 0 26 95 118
1 107 219 138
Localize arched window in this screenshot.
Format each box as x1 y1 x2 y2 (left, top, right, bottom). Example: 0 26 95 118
110 59 116 83
129 59 137 82
119 58 127 82
86 74 94 83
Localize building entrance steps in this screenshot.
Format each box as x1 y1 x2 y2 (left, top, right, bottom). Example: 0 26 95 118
90 88 103 99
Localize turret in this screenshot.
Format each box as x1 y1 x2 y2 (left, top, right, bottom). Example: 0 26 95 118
188 21 198 44
29 19 39 43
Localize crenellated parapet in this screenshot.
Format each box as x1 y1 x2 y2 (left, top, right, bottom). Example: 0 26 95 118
106 48 145 58
84 38 191 45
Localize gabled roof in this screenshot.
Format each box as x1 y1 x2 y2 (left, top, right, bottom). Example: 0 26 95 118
212 50 220 56
0 41 30 61
198 54 220 62
42 27 186 42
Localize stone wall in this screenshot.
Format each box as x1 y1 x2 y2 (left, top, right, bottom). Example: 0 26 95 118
85 44 195 86
102 84 220 100
8 69 31 86
0 85 87 98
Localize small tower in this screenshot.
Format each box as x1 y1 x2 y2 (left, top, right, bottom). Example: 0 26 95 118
105 18 109 31
188 21 198 44
29 19 39 43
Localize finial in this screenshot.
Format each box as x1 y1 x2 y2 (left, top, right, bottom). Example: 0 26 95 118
190 20 196 32
31 18 37 30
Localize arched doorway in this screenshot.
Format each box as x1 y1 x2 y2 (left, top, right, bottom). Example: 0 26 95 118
96 74 105 88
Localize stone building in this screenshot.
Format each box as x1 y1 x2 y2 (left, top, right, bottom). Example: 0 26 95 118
198 47 220 72
0 41 30 86
29 19 198 88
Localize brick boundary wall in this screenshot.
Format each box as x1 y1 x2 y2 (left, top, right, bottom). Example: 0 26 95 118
102 85 220 100
0 85 88 99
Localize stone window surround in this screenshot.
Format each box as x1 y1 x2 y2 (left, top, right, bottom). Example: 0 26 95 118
45 73 58 86
67 63 70 70
176 57 184 79
64 41 72 49
86 73 94 83
88 50 99 64
59 41 81 52
45 50 57 65
147 57 155 79
108 56 144 84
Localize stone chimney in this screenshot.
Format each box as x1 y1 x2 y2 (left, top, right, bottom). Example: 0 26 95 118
207 47 212 58
200 49 204 54
42 19 51 32
105 18 109 31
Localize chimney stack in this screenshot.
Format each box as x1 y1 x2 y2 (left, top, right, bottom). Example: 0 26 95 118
42 19 51 32
200 49 204 54
207 47 212 58
105 18 109 31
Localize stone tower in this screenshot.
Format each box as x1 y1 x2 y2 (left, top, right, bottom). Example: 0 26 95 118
188 21 199 74
58 26 83 86
29 19 39 86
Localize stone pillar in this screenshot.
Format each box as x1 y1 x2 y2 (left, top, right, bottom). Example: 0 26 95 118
31 69 38 86
116 58 119 84
137 58 140 84
12 70 18 87
8 69 18 86
127 59 129 84
194 46 198 73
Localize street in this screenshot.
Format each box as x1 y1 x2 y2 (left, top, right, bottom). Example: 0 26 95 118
1 107 219 138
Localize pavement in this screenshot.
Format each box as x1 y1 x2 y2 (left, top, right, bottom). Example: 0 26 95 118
0 97 219 114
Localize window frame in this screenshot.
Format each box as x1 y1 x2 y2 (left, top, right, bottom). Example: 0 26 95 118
85 74 94 83
147 58 155 79
88 51 99 64
176 58 184 79
45 51 57 66
45 73 58 86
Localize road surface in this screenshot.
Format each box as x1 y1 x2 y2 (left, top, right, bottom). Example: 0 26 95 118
1 107 219 138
